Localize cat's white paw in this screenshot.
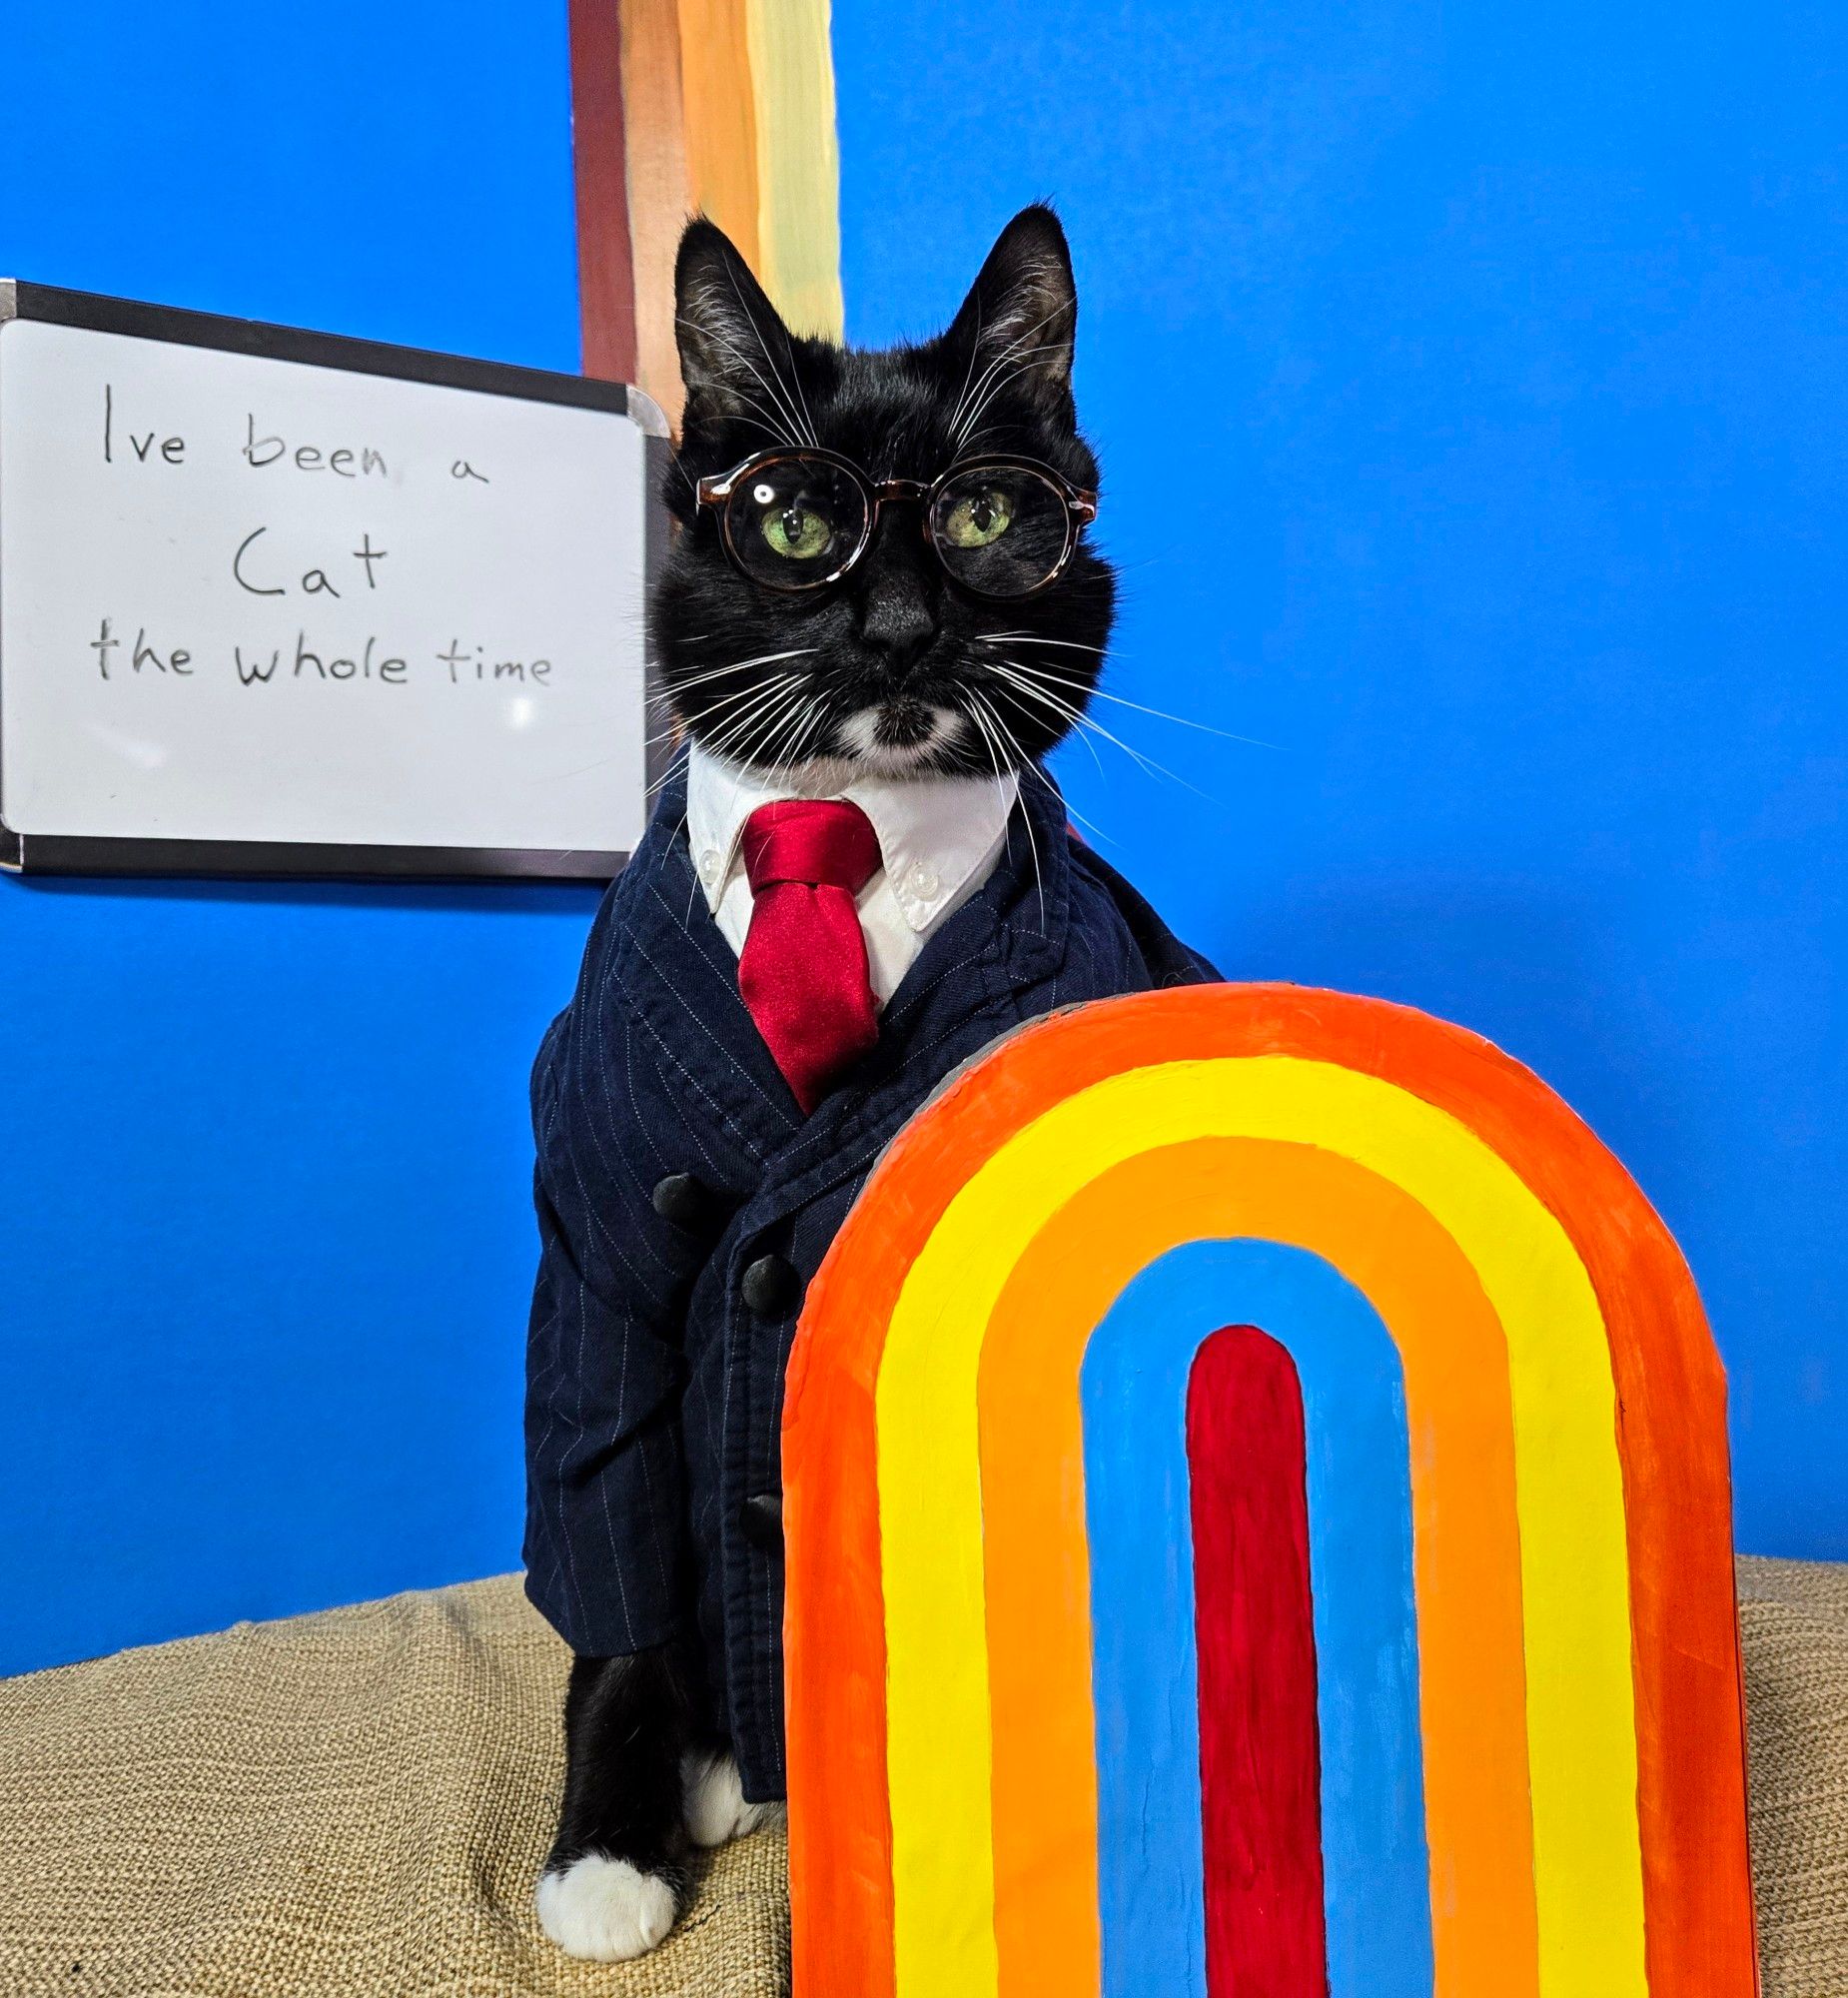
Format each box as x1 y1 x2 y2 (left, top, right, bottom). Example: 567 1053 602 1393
682 1748 787 1847
535 1854 677 1961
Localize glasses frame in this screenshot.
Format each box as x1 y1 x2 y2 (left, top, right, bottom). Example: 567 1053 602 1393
694 447 1099 599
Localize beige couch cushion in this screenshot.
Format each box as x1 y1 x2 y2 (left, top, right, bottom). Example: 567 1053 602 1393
0 1577 784 1997
0 1555 1842 1995
1740 1554 1848 1995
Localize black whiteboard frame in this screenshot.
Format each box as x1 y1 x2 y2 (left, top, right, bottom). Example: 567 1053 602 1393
0 280 671 884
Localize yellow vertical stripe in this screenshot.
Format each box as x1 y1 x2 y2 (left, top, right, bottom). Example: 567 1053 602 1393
875 1057 1646 1998
744 0 845 339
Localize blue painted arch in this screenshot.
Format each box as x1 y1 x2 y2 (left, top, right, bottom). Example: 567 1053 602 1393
1080 1237 1434 1998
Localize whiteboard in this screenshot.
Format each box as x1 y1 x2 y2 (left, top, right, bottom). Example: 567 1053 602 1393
0 283 667 878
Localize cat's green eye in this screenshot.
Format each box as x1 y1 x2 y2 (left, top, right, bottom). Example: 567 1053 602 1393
759 503 832 561
941 488 1014 548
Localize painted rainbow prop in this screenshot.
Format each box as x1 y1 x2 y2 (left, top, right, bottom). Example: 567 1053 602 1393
782 984 1756 1998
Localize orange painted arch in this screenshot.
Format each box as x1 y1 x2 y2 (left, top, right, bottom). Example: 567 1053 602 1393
781 985 1753 1998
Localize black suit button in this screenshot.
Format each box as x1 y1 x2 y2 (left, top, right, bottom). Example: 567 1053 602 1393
741 1254 802 1317
738 1493 783 1551
651 1172 717 1232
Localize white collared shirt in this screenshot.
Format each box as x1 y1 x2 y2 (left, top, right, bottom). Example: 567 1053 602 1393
684 742 1021 1006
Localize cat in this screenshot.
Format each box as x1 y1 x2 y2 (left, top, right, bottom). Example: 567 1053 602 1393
529 201 1214 1962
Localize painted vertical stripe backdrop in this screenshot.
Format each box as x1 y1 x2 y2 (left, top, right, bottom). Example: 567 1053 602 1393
781 985 1756 1998
569 0 842 423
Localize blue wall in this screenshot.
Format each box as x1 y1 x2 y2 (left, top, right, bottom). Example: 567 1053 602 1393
835 2 1848 1557
0 2 596 1673
4 0 1844 1678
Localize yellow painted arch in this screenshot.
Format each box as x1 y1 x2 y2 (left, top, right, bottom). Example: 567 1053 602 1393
873 1055 1646 1998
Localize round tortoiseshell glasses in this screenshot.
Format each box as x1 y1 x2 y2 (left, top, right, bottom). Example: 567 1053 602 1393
694 448 1099 600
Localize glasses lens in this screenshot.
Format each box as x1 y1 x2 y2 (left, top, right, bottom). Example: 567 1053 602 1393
725 455 867 589
930 465 1073 596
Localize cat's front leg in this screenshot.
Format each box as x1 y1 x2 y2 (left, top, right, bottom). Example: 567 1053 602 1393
536 1642 699 1962
681 1742 785 1848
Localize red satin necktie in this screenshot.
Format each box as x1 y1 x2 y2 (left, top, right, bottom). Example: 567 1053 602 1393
737 799 883 1114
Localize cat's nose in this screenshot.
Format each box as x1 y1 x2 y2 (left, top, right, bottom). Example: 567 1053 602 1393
859 565 936 675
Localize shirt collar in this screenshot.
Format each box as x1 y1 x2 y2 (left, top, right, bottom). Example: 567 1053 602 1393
684 740 1021 932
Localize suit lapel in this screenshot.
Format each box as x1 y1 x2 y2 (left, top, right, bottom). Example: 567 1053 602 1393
618 769 806 1145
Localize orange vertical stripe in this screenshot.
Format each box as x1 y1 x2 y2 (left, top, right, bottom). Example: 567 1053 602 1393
979 1139 1539 1998
674 0 761 268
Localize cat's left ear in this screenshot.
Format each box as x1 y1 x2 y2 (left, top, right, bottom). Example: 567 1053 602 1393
673 216 797 436
942 203 1079 416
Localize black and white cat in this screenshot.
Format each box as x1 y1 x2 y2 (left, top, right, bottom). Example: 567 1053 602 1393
533 204 1149 1962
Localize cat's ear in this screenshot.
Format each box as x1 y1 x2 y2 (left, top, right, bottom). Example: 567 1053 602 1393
942 203 1079 416
673 217 795 434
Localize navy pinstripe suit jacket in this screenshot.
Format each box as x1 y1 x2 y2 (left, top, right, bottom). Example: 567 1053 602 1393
523 761 1217 1800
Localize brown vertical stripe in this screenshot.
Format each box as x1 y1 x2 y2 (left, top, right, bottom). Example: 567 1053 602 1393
567 0 638 385
618 0 693 426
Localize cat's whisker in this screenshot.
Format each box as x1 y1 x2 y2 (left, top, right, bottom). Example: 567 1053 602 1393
952 323 1076 449
998 654 1278 749
1000 729 1118 847
963 686 1045 933
946 295 986 449
985 662 1109 784
704 702 788 776
747 691 815 772
978 632 1106 654
956 686 1010 796
775 317 821 456
947 302 1073 443
986 656 1215 801
688 647 820 674
976 694 1048 934
655 648 820 705
723 681 811 773
643 743 691 808
981 660 1110 783
691 674 805 764
947 326 1025 438
725 411 802 451
652 668 773 710
753 688 821 774
949 423 1012 458
699 693 800 769
784 693 834 770
955 348 1073 451
719 268 819 448
681 669 802 726
782 700 833 775
685 285 817 449
670 326 800 446
1068 710 1213 801
672 318 809 451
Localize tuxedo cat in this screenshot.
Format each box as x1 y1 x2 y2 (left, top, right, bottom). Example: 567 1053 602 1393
528 203 1213 1961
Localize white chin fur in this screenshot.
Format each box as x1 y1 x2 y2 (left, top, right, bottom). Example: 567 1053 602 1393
536 1853 677 1961
682 1748 787 1848
833 703 964 775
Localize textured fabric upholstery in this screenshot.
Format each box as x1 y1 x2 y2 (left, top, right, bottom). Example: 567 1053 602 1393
0 1555 1842 1995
